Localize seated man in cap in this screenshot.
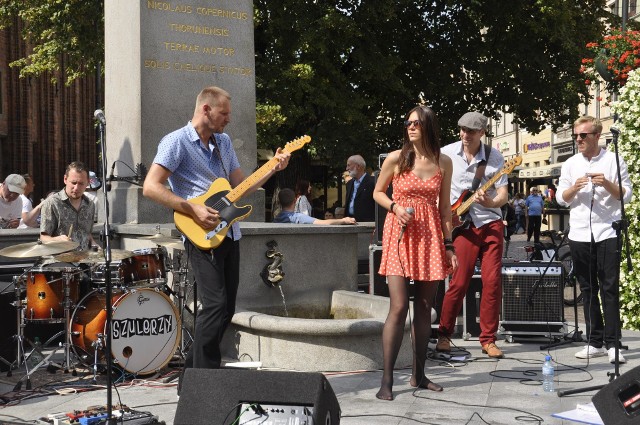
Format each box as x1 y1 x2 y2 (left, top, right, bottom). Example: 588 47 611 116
436 112 509 359
0 174 27 229
274 188 356 225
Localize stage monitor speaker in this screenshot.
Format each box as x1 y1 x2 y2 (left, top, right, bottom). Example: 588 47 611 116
174 368 341 425
373 170 392 245
500 262 564 336
593 365 640 424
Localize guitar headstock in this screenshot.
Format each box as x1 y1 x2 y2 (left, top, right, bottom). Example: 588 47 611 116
503 155 523 173
282 135 312 153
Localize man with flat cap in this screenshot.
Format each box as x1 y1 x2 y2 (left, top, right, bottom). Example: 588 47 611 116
0 174 27 229
436 112 509 358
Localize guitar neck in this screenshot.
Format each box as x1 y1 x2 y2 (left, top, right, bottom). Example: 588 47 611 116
457 170 506 215
226 156 282 203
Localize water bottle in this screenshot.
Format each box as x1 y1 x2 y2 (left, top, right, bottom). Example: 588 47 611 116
542 355 555 392
28 337 44 368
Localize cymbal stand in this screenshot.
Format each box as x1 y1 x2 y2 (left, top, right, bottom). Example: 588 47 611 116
61 271 76 374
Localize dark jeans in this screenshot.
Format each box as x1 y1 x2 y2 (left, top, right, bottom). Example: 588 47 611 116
183 237 240 370
569 237 622 349
527 215 541 242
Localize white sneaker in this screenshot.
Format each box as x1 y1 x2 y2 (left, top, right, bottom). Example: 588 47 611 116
608 347 627 364
575 345 607 359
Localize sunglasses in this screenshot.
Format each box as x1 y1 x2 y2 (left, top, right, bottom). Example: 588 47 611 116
572 132 597 140
404 120 421 128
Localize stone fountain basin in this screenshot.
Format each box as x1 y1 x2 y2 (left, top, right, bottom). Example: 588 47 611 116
221 290 415 372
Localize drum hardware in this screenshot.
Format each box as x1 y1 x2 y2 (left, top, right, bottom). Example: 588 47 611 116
53 249 134 264
0 240 79 258
90 333 105 384
164 250 195 358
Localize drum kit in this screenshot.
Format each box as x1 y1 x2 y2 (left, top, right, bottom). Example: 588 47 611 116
0 236 195 386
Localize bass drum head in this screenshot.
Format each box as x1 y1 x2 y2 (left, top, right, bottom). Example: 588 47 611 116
71 287 181 375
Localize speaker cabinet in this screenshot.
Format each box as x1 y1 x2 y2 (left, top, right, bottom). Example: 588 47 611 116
373 170 392 245
593 365 640 424
499 262 565 338
368 245 416 299
174 368 341 425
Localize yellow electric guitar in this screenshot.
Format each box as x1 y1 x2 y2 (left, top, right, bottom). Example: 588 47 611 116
451 155 522 239
175 135 312 250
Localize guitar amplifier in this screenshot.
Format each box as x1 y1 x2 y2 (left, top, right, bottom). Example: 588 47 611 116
499 262 565 339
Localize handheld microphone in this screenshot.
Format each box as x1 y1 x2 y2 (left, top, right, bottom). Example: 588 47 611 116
398 207 415 242
94 109 106 125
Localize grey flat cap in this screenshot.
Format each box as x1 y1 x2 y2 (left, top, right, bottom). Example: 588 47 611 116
458 112 488 131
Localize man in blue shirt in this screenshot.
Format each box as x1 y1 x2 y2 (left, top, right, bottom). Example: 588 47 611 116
525 187 545 243
143 86 291 393
275 188 356 225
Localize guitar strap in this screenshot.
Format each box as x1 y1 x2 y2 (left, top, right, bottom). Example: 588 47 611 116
211 134 229 179
470 144 492 192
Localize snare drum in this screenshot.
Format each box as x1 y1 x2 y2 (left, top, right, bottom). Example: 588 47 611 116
24 266 81 322
71 287 180 375
120 247 169 287
91 261 125 287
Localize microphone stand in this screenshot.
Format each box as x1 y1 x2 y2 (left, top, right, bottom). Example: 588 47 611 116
96 115 117 424
557 126 632 397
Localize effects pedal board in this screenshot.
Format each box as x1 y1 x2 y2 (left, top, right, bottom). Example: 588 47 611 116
46 408 162 425
238 403 314 425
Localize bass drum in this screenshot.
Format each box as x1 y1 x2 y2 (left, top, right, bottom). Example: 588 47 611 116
71 287 180 375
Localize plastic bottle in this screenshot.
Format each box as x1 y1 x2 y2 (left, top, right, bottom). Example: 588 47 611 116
28 337 44 368
542 355 555 392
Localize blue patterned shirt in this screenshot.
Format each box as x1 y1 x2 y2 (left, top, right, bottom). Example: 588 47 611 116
152 122 242 240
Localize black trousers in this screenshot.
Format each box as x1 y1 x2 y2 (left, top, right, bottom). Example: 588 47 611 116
569 237 622 349
183 237 240 370
527 215 542 242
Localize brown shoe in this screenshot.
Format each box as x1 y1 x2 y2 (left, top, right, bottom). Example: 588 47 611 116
436 336 451 353
482 342 504 358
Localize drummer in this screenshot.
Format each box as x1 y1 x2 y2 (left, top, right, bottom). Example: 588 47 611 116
39 161 99 296
40 161 99 251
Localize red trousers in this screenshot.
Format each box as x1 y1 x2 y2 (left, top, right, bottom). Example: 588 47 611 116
438 219 504 346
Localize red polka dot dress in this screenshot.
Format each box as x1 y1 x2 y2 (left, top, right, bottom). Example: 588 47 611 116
379 170 447 281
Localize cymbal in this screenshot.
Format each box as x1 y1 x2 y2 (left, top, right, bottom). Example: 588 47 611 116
54 249 134 264
0 240 79 258
139 234 183 249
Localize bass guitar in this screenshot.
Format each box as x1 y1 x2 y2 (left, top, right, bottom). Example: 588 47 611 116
174 135 312 250
451 155 522 238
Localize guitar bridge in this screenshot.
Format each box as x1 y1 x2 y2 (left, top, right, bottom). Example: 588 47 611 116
206 221 228 240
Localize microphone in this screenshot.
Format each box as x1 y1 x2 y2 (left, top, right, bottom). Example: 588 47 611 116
94 109 106 125
398 207 415 241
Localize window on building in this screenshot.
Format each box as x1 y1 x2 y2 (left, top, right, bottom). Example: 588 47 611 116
631 0 637 16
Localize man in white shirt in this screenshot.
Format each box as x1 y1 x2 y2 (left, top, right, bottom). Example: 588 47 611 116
556 116 633 364
0 174 27 229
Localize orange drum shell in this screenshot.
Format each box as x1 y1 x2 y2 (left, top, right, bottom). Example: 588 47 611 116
25 269 80 322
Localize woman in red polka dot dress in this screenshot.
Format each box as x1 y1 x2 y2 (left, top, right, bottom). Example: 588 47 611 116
373 105 458 401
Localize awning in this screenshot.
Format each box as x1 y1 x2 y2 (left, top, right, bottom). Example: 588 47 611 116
518 164 562 179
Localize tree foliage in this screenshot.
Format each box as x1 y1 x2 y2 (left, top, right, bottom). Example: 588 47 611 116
254 0 610 172
1 0 611 173
0 0 104 84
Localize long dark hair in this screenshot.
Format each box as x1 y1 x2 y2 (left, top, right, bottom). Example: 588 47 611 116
398 106 441 175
